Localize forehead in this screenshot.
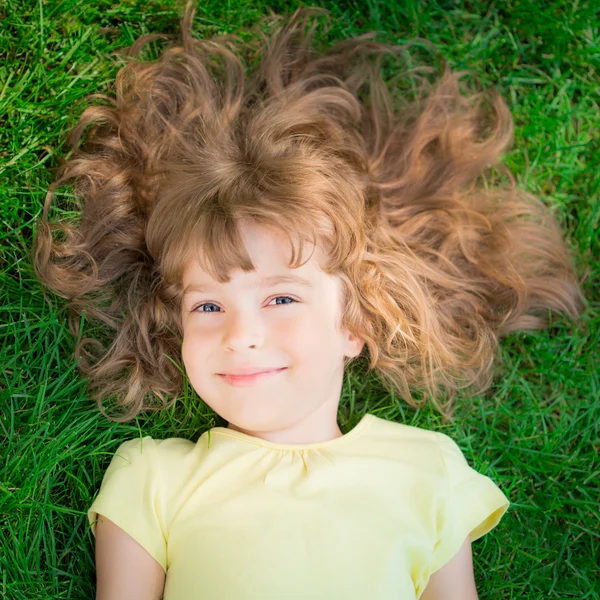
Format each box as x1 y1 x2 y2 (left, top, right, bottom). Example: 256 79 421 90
181 220 328 286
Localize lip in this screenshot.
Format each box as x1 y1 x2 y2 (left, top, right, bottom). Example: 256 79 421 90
219 367 283 376
217 368 287 387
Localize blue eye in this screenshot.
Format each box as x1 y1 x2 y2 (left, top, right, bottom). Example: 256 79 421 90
193 296 298 313
196 303 219 313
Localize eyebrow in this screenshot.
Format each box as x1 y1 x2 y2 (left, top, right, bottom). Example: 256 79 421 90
183 274 314 294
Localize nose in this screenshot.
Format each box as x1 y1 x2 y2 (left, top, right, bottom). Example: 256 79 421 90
223 309 264 351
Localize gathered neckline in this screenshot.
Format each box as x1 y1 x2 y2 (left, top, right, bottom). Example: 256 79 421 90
209 413 374 451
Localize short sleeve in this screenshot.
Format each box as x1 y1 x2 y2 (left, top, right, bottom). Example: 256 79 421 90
87 437 167 571
430 432 510 574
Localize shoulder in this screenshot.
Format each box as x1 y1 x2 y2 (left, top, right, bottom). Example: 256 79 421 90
367 414 441 442
364 416 485 489
110 435 196 464
370 415 438 442
103 435 199 486
368 415 468 450
89 435 197 572
366 415 453 465
89 435 201 533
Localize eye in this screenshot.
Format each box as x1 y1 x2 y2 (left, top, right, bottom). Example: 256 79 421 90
192 295 298 313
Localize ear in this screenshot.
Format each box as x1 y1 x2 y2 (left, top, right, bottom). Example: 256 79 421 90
343 331 365 359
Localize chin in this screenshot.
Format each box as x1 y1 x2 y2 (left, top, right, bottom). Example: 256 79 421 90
227 415 279 434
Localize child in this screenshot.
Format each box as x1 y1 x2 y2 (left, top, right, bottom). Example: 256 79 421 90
33 2 584 599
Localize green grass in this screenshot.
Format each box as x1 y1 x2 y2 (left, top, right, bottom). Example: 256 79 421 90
1 0 598 598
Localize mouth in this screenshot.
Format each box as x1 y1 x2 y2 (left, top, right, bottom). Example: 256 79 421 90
217 367 287 387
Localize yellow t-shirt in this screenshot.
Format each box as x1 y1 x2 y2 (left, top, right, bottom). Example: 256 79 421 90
88 413 509 599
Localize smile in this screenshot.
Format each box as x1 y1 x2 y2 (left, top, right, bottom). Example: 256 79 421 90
217 368 287 387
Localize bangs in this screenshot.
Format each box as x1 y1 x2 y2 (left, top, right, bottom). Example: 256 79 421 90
157 194 340 297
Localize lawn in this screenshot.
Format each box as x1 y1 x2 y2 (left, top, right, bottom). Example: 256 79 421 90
1 0 598 598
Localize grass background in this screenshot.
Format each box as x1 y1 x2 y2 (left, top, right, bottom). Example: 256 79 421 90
1 0 599 598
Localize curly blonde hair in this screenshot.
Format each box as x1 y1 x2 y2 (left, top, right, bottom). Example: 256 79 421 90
33 2 584 422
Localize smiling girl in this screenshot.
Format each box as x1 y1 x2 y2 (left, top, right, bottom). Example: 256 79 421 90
33 2 583 599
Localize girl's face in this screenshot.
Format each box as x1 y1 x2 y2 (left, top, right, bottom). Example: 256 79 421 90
180 220 364 444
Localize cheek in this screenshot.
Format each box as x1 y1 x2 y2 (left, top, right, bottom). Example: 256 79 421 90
180 339 194 381
281 313 336 354
181 330 208 377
